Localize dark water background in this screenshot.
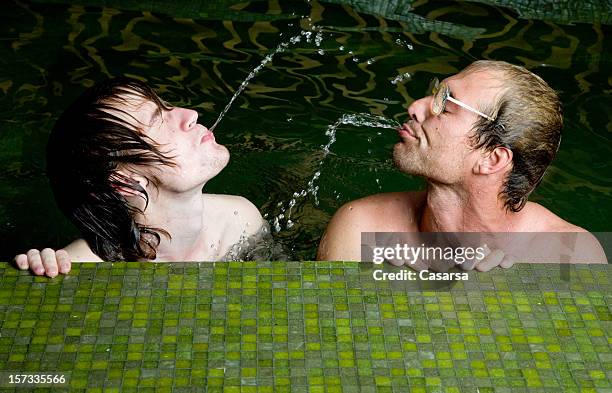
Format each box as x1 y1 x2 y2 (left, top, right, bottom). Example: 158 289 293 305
0 0 610 260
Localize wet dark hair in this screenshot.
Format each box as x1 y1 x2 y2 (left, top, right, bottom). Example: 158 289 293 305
466 61 563 212
47 77 175 261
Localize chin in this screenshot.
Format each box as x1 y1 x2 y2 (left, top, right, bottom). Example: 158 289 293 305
392 144 424 176
216 144 230 167
206 145 230 174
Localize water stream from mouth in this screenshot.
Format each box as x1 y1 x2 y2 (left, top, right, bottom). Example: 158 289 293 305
209 28 324 132
272 113 400 232
206 22 403 247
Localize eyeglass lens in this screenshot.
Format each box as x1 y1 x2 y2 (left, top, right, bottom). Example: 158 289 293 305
431 78 448 116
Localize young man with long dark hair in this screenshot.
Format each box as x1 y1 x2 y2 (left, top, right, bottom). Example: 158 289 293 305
15 77 264 276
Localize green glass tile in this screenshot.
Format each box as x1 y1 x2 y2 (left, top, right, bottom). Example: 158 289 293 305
0 262 610 391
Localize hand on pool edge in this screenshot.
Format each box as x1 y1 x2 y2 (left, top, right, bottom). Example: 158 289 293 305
459 246 514 272
14 248 72 278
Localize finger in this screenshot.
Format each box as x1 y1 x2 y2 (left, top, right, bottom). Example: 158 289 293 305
386 257 404 267
14 254 29 270
26 249 45 276
476 249 505 272
56 250 72 274
462 245 490 271
500 254 515 269
459 259 477 271
41 248 59 278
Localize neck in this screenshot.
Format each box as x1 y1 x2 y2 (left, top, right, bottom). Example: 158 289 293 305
419 180 521 232
138 187 207 261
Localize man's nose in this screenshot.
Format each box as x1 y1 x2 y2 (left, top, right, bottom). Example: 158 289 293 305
170 107 198 131
407 96 431 123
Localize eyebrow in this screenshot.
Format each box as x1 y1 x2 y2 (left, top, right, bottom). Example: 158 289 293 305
147 106 162 126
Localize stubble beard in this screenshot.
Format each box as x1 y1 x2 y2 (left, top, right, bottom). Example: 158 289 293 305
392 142 426 177
206 144 230 173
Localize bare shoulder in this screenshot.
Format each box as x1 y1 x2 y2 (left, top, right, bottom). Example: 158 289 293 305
63 239 103 262
317 192 425 261
331 191 425 231
202 194 264 237
524 202 607 264
523 202 586 232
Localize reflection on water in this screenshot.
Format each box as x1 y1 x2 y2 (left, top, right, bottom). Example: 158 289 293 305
0 0 610 260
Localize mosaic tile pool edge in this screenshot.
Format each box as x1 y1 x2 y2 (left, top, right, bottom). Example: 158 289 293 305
0 262 610 392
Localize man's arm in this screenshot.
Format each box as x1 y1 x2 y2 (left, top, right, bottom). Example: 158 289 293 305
317 203 365 261
63 239 104 262
569 232 608 264
317 192 424 261
206 194 266 252
236 196 266 239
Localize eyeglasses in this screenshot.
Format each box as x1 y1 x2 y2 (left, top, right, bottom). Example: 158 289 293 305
429 77 494 121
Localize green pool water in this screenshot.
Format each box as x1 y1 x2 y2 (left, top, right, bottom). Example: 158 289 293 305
0 262 610 392
0 0 611 260
1 3 611 391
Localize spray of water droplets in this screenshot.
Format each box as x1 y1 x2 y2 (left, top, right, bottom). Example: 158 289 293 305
203 21 409 240
272 113 400 232
209 28 326 132
209 40 292 131
391 72 412 85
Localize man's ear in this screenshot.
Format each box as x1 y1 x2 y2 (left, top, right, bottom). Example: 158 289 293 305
111 170 149 198
474 146 513 175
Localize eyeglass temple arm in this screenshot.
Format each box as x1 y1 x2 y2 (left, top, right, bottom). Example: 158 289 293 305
446 96 495 121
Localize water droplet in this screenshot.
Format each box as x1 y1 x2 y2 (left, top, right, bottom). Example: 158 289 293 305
391 72 412 85
394 39 414 50
339 45 344 51
234 210 238 215
315 32 323 46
